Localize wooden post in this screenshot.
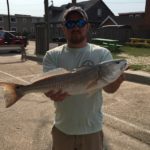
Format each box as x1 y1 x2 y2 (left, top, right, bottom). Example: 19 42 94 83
44 0 50 51
21 45 26 61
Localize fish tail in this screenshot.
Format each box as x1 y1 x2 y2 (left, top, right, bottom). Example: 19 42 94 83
0 82 24 108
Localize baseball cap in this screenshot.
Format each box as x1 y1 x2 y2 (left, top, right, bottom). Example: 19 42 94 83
63 6 88 22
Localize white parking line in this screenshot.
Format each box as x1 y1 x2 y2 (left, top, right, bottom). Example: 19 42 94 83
19 74 39 79
0 70 29 84
0 71 40 100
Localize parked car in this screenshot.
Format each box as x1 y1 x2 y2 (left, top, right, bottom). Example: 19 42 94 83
52 36 66 43
0 30 28 47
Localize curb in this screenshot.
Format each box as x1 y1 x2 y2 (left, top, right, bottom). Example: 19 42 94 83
26 54 43 63
125 72 150 86
104 113 150 145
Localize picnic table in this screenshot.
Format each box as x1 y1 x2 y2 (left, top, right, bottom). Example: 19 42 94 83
128 38 150 47
91 38 122 51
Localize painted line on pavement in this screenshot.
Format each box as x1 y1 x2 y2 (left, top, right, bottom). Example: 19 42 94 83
0 70 30 84
19 74 39 79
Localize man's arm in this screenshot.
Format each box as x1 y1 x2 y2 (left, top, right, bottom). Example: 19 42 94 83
103 74 125 93
43 51 69 101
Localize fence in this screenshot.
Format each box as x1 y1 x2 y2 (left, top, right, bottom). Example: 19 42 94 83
90 25 133 44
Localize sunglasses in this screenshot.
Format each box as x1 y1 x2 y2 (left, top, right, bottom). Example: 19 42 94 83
65 19 87 29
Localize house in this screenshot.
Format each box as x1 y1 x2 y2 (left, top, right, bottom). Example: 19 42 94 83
49 0 149 40
0 14 44 37
102 0 150 38
48 0 115 38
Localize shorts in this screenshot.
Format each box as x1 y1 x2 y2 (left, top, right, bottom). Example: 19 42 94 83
51 126 104 150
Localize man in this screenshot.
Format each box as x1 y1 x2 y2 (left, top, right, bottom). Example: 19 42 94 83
43 6 124 150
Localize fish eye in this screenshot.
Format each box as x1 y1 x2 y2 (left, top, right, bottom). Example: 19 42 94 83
16 86 20 89
115 61 120 64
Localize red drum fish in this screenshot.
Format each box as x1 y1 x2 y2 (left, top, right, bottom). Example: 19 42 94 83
0 59 128 108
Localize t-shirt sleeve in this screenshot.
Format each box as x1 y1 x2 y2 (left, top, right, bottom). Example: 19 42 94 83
101 48 113 62
43 51 57 72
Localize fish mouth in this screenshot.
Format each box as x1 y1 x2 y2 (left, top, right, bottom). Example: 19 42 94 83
120 62 128 71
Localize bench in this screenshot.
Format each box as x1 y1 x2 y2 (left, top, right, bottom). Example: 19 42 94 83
127 38 150 47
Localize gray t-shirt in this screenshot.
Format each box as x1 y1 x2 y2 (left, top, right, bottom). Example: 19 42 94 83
43 43 112 135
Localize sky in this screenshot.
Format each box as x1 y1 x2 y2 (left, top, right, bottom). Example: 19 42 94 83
0 0 146 17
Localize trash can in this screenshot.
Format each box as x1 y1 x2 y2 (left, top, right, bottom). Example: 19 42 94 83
35 22 49 55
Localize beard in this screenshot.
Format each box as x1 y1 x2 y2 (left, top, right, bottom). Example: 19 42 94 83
69 31 86 44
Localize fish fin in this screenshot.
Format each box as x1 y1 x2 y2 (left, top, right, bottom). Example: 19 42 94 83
31 68 70 83
0 82 24 108
71 65 93 73
86 80 98 90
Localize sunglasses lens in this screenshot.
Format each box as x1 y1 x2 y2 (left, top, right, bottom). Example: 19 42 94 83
65 19 87 29
65 20 75 29
77 19 87 28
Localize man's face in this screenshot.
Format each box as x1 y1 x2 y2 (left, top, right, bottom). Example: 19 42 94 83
63 12 89 45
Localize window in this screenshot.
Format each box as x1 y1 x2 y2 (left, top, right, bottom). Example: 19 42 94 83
39 18 44 22
49 10 52 15
31 27 35 33
97 9 102 17
0 17 3 22
129 14 134 18
0 31 5 37
57 24 61 28
0 27 3 30
23 18 27 23
50 24 53 27
135 14 141 18
23 27 27 32
32 18 37 23
11 27 17 31
11 17 17 23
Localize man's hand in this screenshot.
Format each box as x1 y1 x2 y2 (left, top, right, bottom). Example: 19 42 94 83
45 90 70 102
103 65 129 93
103 73 125 93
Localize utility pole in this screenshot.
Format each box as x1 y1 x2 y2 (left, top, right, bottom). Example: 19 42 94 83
44 0 50 50
6 0 11 30
51 0 53 6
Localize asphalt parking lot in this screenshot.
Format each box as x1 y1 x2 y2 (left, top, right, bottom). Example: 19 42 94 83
0 43 150 150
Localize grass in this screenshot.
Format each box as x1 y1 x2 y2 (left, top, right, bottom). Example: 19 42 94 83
129 64 150 72
112 46 150 72
120 46 150 57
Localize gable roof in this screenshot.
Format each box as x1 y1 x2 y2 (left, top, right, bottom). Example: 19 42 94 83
100 16 118 26
49 0 115 24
